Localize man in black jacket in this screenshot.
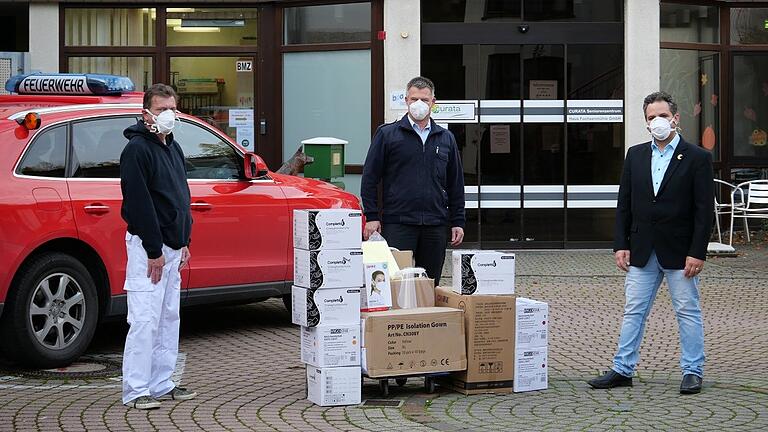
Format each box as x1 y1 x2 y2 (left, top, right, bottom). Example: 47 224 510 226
588 92 714 395
120 84 196 409
361 76 466 284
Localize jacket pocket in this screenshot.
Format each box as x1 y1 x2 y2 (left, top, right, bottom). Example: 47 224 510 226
630 223 638 233
434 152 448 184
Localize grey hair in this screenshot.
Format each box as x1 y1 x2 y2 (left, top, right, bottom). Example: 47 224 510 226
642 91 678 118
406 76 435 96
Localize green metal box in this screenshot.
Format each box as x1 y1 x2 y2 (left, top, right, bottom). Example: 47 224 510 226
301 137 347 180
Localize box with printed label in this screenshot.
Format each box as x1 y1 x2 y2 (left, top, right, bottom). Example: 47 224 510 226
360 307 466 378
452 250 515 295
361 263 392 312
293 209 362 251
515 297 548 349
301 324 360 367
292 286 361 327
513 347 548 392
306 366 361 406
434 287 516 394
294 248 364 290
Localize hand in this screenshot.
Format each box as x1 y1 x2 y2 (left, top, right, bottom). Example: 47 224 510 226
147 255 165 284
450 227 465 246
615 250 630 272
179 246 191 270
684 256 704 278
364 221 381 240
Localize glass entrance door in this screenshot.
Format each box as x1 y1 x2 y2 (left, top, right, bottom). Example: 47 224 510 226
476 44 565 248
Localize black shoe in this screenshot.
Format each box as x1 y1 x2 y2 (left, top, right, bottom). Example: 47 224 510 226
680 374 702 394
587 370 633 389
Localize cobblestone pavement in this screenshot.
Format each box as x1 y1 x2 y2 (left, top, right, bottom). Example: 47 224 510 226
1 246 766 431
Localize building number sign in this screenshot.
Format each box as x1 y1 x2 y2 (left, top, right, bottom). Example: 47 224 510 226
236 60 253 72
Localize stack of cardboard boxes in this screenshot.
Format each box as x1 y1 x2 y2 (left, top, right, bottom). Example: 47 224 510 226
291 209 364 406
436 250 549 394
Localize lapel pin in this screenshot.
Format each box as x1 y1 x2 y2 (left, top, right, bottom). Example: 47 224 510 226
677 154 683 160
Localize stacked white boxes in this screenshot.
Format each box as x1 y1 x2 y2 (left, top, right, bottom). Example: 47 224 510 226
452 250 516 295
513 297 549 392
292 209 363 406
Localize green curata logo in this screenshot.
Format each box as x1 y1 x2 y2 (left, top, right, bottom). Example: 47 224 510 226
431 103 467 118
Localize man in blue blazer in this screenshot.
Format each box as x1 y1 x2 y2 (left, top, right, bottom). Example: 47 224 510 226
588 92 714 394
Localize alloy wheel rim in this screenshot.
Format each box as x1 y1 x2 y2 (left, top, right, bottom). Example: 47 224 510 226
28 273 86 350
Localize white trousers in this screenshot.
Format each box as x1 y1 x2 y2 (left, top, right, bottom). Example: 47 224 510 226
122 233 182 404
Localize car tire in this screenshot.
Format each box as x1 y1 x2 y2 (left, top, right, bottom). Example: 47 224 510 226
282 294 291 313
0 253 99 369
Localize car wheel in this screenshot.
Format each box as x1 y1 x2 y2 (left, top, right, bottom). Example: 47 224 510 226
0 253 99 369
282 294 291 312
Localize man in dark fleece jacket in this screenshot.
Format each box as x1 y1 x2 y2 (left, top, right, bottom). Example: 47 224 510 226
362 76 466 284
120 84 196 410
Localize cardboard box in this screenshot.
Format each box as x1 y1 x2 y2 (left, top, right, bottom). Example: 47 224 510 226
301 324 360 367
515 298 548 349
361 263 392 312
390 277 435 309
292 286 361 327
360 307 466 378
513 347 548 392
452 250 516 295
434 287 516 394
293 209 362 251
392 250 414 269
306 366 361 406
294 248 364 290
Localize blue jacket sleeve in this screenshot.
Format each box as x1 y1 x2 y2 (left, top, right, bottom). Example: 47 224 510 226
361 126 386 222
446 132 466 228
120 143 164 259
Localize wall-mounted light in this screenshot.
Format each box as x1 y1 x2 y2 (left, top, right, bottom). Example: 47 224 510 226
173 26 220 33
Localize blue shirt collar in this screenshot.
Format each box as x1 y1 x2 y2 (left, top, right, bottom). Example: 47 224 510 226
408 115 431 132
651 133 680 153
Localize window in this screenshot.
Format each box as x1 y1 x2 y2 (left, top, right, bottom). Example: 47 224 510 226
283 50 371 165
284 3 371 44
167 8 258 47
731 8 768 45
660 4 719 44
72 117 134 178
174 121 242 179
421 0 621 23
17 126 67 178
661 49 720 161
68 57 153 92
65 8 155 47
733 54 768 158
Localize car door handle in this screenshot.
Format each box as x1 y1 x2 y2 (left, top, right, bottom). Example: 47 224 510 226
84 204 110 215
190 202 213 211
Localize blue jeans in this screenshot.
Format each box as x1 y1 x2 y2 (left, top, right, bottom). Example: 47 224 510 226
612 251 705 378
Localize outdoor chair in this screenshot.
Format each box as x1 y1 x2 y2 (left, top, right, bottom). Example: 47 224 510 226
713 179 745 245
729 179 768 245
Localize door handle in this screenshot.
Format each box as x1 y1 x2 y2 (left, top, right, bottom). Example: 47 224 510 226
190 202 213 211
84 204 110 215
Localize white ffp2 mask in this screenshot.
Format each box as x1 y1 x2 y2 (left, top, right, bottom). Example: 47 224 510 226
146 109 178 134
648 116 675 141
408 100 430 121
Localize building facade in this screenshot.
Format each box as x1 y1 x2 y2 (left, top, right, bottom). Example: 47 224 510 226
2 0 766 248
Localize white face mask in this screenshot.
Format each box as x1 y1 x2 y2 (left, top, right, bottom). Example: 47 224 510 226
408 99 430 121
145 109 178 134
648 116 675 141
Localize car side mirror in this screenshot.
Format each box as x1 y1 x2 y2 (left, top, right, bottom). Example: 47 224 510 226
243 152 269 179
